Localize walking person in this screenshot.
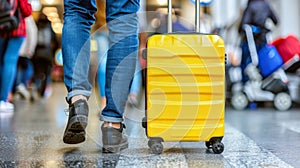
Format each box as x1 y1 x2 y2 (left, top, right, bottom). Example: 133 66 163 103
31 13 58 99
62 0 140 154
0 0 32 112
14 15 38 100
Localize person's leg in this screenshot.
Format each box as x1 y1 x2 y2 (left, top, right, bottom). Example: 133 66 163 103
101 0 140 153
24 58 34 86
0 39 5 87
62 0 97 102
62 0 97 144
101 0 140 123
15 57 25 87
0 37 24 111
43 61 53 98
40 59 52 97
19 58 33 99
29 57 39 101
31 57 43 99
95 31 109 111
15 57 31 100
127 58 142 106
34 58 45 96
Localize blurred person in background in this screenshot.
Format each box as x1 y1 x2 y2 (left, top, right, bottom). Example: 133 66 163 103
13 15 38 100
31 12 58 100
238 0 279 83
0 0 32 112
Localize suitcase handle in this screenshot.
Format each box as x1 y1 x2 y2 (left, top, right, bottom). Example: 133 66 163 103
167 0 201 33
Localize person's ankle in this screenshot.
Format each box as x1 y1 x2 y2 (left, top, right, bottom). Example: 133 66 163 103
103 122 121 129
71 95 87 104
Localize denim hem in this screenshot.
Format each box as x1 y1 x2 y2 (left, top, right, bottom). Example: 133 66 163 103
100 115 123 122
67 90 91 102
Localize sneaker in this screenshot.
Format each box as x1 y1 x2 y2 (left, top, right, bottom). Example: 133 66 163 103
63 99 89 144
16 84 30 100
101 123 128 153
0 101 14 112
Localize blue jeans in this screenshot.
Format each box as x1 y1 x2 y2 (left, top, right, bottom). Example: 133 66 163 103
0 37 24 101
94 31 142 98
62 0 140 122
15 57 34 86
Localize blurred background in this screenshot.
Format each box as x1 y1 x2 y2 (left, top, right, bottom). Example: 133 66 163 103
30 0 300 37
0 1 300 167
26 0 300 110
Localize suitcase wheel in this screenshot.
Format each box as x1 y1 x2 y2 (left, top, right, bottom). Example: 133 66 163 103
148 139 163 154
206 138 224 154
212 141 224 154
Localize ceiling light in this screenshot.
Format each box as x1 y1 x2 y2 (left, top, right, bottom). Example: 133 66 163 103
157 0 167 6
45 0 54 4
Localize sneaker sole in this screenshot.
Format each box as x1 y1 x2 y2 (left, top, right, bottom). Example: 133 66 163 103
102 141 129 153
63 115 87 144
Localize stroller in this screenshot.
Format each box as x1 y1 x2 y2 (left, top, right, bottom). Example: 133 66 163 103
231 24 292 111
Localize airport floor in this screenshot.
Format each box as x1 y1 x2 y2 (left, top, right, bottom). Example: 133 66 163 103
0 82 300 168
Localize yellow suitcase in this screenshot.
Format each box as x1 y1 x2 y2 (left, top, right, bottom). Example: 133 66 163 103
143 0 225 154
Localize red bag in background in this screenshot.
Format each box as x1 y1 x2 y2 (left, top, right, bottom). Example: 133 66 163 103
272 35 300 63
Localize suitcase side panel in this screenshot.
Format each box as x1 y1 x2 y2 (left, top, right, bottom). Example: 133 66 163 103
146 34 225 142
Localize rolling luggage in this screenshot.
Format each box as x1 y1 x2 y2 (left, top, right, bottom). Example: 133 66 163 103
143 0 225 154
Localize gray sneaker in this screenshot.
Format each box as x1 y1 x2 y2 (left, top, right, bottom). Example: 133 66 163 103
101 123 128 153
63 99 89 144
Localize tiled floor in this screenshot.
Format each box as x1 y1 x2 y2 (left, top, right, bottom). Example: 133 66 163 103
0 82 299 168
